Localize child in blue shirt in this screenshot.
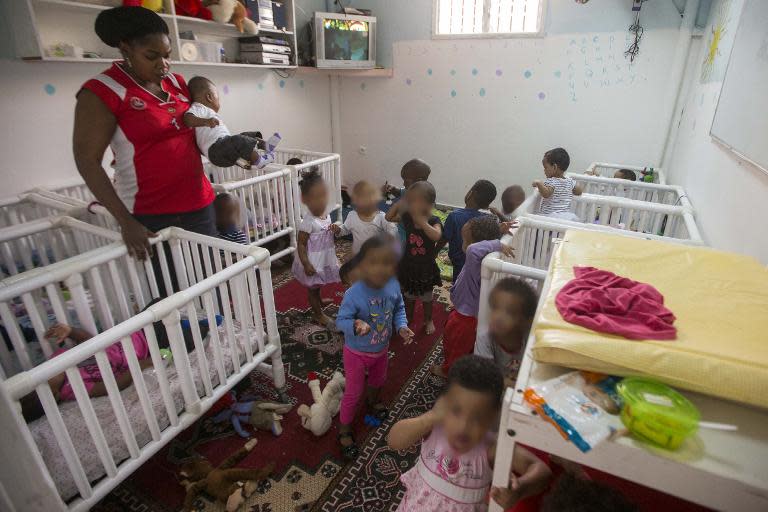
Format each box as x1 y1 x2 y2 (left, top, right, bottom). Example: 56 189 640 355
440 179 497 281
336 235 415 458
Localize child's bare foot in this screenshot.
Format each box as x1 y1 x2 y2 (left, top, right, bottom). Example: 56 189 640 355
313 313 336 330
430 364 447 378
424 320 435 335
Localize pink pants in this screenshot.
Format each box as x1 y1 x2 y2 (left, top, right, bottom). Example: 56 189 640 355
340 345 388 425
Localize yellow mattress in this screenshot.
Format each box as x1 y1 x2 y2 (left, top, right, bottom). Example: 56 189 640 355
532 230 768 409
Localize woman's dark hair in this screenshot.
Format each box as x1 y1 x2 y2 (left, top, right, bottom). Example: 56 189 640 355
470 179 497 208
95 6 169 48
299 168 324 195
447 355 504 408
407 180 436 204
466 215 500 243
541 473 638 512
544 147 570 171
492 277 539 319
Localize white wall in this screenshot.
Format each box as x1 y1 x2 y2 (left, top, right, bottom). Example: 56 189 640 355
666 0 768 263
337 0 685 207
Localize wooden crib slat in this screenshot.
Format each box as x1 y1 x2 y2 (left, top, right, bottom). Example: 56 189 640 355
203 291 228 386
213 252 240 373
119 336 161 442
36 384 93 499
65 367 118 478
143 324 179 427
247 271 266 353
94 350 140 459
125 256 146 312
20 292 54 359
107 260 132 322
142 258 160 300
89 266 116 330
1 241 17 276
162 313 201 412
181 240 197 289
154 242 174 297
184 302 213 398
234 274 254 364
65 273 99 336
0 302 33 371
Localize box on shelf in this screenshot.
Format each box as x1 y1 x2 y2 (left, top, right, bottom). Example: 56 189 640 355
241 51 290 65
180 40 224 63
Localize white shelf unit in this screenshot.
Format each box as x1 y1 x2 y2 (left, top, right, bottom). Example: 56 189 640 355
5 0 298 69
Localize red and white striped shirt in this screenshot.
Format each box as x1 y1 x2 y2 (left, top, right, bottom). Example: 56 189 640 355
81 62 214 215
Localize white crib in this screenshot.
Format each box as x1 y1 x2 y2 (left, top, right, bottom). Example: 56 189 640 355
513 191 702 245
583 161 665 184
211 169 297 260
568 174 692 209
50 180 96 204
0 216 122 277
0 227 283 511
0 191 84 228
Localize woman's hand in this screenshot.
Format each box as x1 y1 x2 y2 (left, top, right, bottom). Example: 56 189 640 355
398 326 415 344
45 324 72 345
354 319 371 335
120 218 157 260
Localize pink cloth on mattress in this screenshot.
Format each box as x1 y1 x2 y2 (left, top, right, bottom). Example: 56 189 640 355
555 266 677 340
54 331 150 401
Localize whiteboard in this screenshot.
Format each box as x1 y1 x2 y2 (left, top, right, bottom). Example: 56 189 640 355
710 0 768 174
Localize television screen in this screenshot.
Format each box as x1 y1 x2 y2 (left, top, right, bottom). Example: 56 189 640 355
323 18 369 61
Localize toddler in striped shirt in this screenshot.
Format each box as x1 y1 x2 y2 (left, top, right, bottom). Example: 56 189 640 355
214 193 248 245
533 147 583 221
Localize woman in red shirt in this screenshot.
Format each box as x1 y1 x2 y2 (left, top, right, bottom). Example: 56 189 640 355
73 6 215 261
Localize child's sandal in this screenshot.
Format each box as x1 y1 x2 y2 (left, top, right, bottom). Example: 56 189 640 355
337 432 359 459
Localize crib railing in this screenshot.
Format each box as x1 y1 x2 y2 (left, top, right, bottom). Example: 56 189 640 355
212 169 297 259
568 174 691 209
0 227 283 511
50 180 96 204
513 191 702 244
583 161 665 184
0 191 83 228
0 216 122 278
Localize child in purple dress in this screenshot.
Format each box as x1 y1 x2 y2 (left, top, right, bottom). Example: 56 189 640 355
291 169 341 327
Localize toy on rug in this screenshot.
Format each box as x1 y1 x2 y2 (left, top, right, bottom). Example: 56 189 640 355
174 0 214 20
212 385 292 437
297 371 346 436
363 414 382 428
209 0 258 34
180 438 273 512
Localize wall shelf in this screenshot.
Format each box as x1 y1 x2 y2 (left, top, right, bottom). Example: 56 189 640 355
296 66 393 78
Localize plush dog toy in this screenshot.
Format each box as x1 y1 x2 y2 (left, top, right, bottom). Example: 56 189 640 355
180 438 273 512
212 388 292 437
209 0 258 34
297 371 345 436
174 0 214 20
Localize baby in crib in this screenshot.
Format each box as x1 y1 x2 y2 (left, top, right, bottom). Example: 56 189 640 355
474 277 539 388
533 147 583 221
490 184 527 222
184 76 281 169
214 193 248 245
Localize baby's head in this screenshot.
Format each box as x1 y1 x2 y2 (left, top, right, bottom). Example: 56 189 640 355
286 157 304 166
613 168 637 181
465 179 497 209
405 181 436 217
501 185 526 215
442 355 504 454
542 473 638 512
543 148 570 178
188 75 220 112
488 277 538 347
352 180 381 215
356 235 398 289
460 215 499 252
299 167 328 217
400 159 432 188
213 193 240 231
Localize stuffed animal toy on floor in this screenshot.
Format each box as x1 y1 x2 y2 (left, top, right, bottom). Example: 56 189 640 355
297 371 345 436
180 438 273 512
212 393 292 437
175 0 214 20
209 0 258 34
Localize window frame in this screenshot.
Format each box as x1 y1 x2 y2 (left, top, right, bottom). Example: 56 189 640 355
431 0 547 40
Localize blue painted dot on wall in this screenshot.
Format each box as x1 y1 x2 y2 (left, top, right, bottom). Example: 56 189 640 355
406 78 412 85
450 89 457 97
44 84 56 95
258 83 264 90
479 88 486 97
450 69 456 76
554 70 562 78
299 80 305 88
524 70 532 79
222 84 230 95
495 69 503 77
427 68 433 75
472 68 478 76
361 82 366 90
279 80 286 88
538 92 546 100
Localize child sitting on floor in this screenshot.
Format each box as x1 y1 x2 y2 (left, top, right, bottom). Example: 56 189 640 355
184 76 281 169
291 169 341 328
388 355 552 512
432 215 513 378
491 185 527 222
474 277 538 389
214 193 248 245
336 236 415 458
533 148 582 221
331 180 397 255
441 179 497 281
386 181 443 335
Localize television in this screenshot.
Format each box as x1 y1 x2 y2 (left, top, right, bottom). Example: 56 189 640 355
313 12 376 69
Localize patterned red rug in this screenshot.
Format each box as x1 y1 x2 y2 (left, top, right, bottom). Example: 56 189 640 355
92 244 452 512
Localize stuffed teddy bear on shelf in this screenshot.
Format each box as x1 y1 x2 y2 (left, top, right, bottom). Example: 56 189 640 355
209 0 258 34
179 438 273 512
297 371 346 436
174 0 215 20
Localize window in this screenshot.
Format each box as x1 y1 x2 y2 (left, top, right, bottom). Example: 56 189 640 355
433 0 544 38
